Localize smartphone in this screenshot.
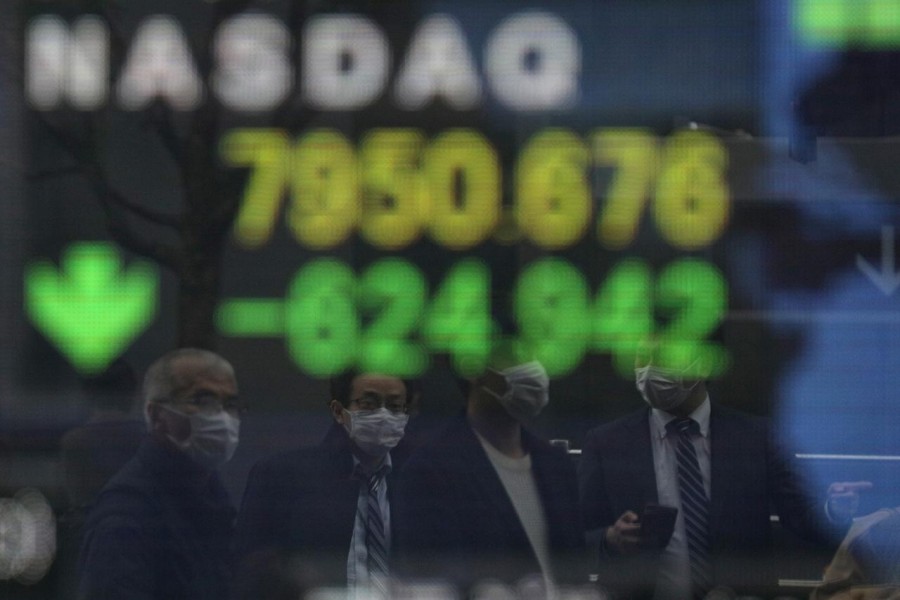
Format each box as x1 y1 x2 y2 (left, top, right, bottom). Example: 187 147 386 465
640 503 678 549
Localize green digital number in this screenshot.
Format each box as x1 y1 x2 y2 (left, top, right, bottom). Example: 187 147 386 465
514 258 590 376
286 259 358 376
593 259 654 376
358 259 427 377
422 259 491 376
655 258 729 377
222 255 729 381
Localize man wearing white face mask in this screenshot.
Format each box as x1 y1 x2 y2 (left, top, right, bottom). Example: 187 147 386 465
578 346 835 600
394 356 585 595
234 371 415 598
78 348 242 600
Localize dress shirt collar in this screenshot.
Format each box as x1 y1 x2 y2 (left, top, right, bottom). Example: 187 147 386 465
350 452 393 481
650 394 711 441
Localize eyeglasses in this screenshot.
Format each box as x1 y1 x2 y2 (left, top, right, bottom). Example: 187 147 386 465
350 394 408 414
164 393 247 415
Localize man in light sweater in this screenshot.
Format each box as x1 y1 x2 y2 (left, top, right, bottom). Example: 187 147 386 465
394 357 585 595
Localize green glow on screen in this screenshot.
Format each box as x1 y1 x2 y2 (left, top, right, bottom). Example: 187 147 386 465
25 242 158 374
217 257 730 379
24 242 729 379
796 0 900 47
514 258 591 376
215 299 285 336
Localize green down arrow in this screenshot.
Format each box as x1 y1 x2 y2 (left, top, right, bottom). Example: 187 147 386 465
25 242 159 374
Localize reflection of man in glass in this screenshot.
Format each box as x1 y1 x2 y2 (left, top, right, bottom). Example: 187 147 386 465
578 343 831 599
394 351 584 595
57 360 144 598
61 359 143 511
77 348 242 600
234 371 414 598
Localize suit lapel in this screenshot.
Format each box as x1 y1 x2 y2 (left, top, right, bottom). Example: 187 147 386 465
708 406 738 544
616 411 658 512
456 418 533 548
530 439 561 547
313 424 363 548
529 434 577 550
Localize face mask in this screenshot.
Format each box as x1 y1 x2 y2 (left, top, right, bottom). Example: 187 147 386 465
483 360 550 422
344 408 409 458
634 365 701 412
162 405 240 469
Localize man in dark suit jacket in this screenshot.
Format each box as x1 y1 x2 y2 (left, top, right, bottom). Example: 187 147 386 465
234 372 415 598
78 348 242 600
579 352 832 599
395 360 585 595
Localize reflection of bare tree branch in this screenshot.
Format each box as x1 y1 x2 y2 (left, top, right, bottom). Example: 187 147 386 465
99 1 131 72
183 0 256 229
0 5 22 90
32 115 183 275
110 186 182 229
23 0 263 348
36 113 182 230
141 105 185 167
28 165 87 180
98 189 180 269
0 1 25 176
217 0 258 16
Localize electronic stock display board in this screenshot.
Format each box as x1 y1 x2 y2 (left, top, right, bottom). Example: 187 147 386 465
6 0 900 482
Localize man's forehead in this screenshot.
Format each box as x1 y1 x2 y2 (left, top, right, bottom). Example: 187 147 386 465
171 356 236 388
634 342 709 375
634 342 661 367
351 374 406 397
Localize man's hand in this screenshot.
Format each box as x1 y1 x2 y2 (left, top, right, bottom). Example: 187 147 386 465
605 510 643 555
826 481 874 523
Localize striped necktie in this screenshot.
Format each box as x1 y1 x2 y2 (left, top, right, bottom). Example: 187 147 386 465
669 417 713 599
364 469 389 599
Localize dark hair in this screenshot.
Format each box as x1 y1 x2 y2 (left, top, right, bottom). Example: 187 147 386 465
329 371 420 410
454 375 472 400
451 334 521 401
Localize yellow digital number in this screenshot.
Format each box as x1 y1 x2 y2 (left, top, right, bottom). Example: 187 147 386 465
653 130 730 249
425 129 499 250
593 129 659 249
516 129 590 250
288 129 359 249
359 129 427 250
221 129 290 249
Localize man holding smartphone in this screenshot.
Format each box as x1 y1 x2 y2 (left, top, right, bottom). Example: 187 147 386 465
578 344 832 600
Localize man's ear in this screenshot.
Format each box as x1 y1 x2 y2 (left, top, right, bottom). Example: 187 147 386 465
146 403 163 434
406 391 422 416
479 369 509 400
328 399 345 424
